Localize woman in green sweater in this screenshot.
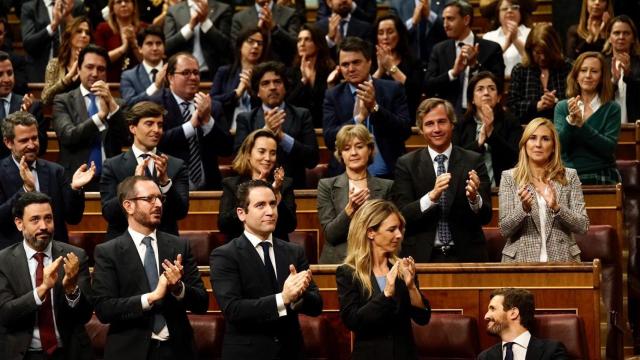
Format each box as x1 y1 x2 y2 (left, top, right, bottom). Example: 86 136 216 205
554 51 621 184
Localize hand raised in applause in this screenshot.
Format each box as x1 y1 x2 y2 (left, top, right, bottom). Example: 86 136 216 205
71 162 96 190
282 264 312 304
62 252 80 294
465 170 480 202
428 172 451 202
36 256 64 301
345 186 369 218
383 261 400 298
517 184 534 213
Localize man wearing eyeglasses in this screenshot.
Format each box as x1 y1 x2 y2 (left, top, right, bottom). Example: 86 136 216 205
150 52 233 190
92 175 208 360
100 101 189 240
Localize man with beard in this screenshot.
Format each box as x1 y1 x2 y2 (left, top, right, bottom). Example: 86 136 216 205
100 101 189 240
0 191 93 359
234 61 318 189
479 288 568 359
92 175 208 360
52 44 128 191
0 111 95 250
314 0 372 52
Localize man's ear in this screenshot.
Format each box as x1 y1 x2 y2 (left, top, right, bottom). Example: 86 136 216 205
14 217 23 232
237 207 247 222
508 307 520 322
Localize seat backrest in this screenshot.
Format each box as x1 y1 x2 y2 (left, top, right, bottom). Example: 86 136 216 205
68 232 105 266
180 231 226 266
306 164 329 189
188 313 225 359
300 314 338 360
533 314 589 359
413 313 480 359
289 231 318 265
483 227 506 263
85 314 108 359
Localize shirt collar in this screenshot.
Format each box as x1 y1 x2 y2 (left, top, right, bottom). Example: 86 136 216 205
131 143 157 159
0 92 12 103
427 143 453 161
128 227 158 247
11 156 37 171
255 1 274 14
244 230 274 248
578 95 602 113
171 91 192 107
142 60 163 75
262 102 285 113
457 31 474 47
23 238 53 261
80 84 92 97
503 330 531 351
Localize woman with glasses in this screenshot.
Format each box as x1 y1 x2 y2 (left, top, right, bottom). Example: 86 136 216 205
94 0 147 82
210 27 269 131
566 0 613 60
218 129 297 242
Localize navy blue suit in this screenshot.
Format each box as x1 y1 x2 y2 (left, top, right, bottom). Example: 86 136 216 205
120 64 155 105
316 0 377 23
313 16 372 44
322 79 411 176
0 157 84 249
209 65 260 128
0 93 47 159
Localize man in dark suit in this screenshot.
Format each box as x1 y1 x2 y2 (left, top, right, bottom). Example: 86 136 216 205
92 175 209 360
52 44 128 191
235 61 318 189
120 27 167 106
20 0 85 82
323 37 412 178
0 191 93 360
0 111 94 250
0 51 47 159
150 52 233 190
0 18 28 95
101 101 189 240
391 98 492 262
164 0 233 79
424 0 504 115
479 288 569 360
231 0 300 66
314 0 372 54
210 179 323 359
316 0 376 23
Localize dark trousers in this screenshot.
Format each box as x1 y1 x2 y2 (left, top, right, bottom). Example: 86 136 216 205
24 348 65 360
147 339 176 360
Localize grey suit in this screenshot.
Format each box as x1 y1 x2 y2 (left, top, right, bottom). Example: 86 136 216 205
498 168 589 262
317 173 393 264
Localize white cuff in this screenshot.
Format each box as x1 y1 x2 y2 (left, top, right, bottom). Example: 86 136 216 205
182 121 197 139
146 83 159 96
201 18 213 33
419 193 436 212
448 69 457 81
180 24 194 40
141 293 152 310
92 114 107 131
159 179 173 193
275 293 287 317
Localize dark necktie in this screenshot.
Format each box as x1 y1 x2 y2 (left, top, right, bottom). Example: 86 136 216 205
434 154 452 250
87 93 103 174
139 153 154 178
181 102 204 187
150 68 158 83
504 342 515 360
141 236 167 333
260 242 279 293
339 19 347 38
34 252 57 355
0 98 6 120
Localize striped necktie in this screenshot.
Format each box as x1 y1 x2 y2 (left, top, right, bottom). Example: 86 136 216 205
181 102 204 187
435 154 452 250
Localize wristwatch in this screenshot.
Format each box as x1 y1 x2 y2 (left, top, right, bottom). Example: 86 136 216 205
371 103 379 113
389 65 399 74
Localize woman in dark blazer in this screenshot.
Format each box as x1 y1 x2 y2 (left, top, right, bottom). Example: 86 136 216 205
336 199 431 360
218 129 297 242
317 125 393 264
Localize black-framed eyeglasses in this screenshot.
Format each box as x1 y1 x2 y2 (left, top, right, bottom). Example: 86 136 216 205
173 70 200 77
245 38 265 47
127 195 166 204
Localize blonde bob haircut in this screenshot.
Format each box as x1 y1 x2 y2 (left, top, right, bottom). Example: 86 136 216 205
334 124 375 165
566 51 614 103
232 129 279 177
415 97 457 130
512 118 567 187
343 199 406 299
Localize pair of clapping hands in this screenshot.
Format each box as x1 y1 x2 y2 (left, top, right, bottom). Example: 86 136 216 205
282 264 313 305
36 252 81 300
428 170 481 203
148 254 185 304
383 257 417 298
517 180 559 213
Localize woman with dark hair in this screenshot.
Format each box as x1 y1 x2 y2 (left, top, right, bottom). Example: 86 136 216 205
94 0 147 82
507 23 572 124
454 71 522 187
372 14 422 119
554 51 621 184
42 16 92 105
604 15 640 123
482 0 532 78
287 24 336 128
218 129 297 242
210 27 269 131
566 0 613 60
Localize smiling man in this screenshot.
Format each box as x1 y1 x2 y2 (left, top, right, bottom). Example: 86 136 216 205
120 26 167 106
391 97 492 262
100 101 189 240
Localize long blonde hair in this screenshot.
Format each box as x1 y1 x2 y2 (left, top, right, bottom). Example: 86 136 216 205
512 118 567 186
343 199 405 298
576 0 613 41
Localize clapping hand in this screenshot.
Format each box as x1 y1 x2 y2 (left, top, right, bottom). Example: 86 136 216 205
71 162 96 190
540 180 559 212
282 264 312 305
345 186 370 217
517 184 534 213
567 95 583 126
383 261 400 297
62 252 80 294
465 170 480 202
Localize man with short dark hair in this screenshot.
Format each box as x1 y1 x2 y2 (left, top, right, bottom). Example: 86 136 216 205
0 18 28 95
210 179 322 359
92 175 208 360
315 0 372 51
120 26 167 105
235 61 318 189
0 111 94 250
101 101 189 240
316 0 376 23
479 288 569 359
323 37 411 178
52 44 128 190
0 191 93 359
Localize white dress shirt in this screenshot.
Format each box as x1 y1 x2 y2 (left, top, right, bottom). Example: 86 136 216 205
448 31 475 109
483 25 531 77
503 330 531 360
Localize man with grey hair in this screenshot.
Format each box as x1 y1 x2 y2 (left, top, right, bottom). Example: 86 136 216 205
0 111 95 249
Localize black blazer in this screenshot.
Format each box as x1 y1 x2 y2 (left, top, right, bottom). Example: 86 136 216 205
424 36 505 111
0 241 93 360
100 149 189 240
150 88 233 190
316 0 377 23
92 231 209 360
210 65 260 126
322 79 412 177
0 93 47 159
314 16 372 57
218 176 297 242
0 157 84 250
391 146 492 262
287 65 333 128
453 109 522 186
478 336 569 360
336 264 431 360
209 234 323 360
234 104 319 189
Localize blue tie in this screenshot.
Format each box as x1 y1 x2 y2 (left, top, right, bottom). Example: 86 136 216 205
260 242 279 293
504 342 514 360
435 154 452 250
87 94 102 174
141 236 167 333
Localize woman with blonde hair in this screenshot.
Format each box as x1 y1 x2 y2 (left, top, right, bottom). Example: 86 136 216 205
498 118 589 262
218 129 297 242
566 0 613 60
554 51 621 184
336 199 431 359
317 125 393 264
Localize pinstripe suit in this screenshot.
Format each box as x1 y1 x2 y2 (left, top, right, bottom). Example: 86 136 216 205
498 168 589 262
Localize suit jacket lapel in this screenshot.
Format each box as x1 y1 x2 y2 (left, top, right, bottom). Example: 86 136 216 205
447 147 465 209
72 88 89 125
11 244 33 296
117 233 152 293
255 108 266 129
35 159 50 194
419 149 437 197
367 174 387 198
525 336 543 360
332 174 349 210
9 93 22 113
156 232 176 267
273 239 290 290
238 234 278 292
136 64 151 88
3 157 22 193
